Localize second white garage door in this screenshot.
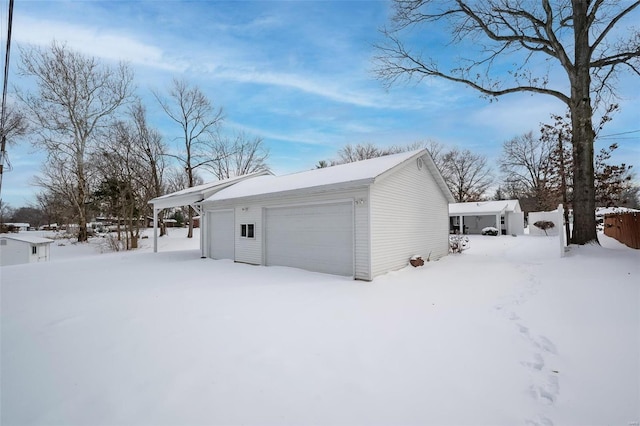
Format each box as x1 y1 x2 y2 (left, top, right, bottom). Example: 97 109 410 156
208 210 234 260
265 202 354 276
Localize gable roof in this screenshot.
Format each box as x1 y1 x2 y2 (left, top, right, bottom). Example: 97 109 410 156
149 170 272 209
1 235 54 244
449 200 521 215
205 149 454 203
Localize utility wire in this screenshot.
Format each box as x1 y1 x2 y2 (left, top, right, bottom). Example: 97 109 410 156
0 0 14 196
599 129 640 138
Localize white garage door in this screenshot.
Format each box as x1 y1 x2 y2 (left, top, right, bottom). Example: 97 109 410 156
265 202 354 276
208 210 234 260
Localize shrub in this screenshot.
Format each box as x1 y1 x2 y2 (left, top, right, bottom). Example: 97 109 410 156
449 235 470 253
481 227 499 236
533 220 555 236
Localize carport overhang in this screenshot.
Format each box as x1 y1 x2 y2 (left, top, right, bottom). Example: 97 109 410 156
148 171 272 254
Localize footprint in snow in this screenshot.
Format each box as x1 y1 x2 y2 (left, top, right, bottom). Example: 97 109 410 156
536 335 558 354
522 353 545 371
517 323 531 337
525 416 554 426
529 374 560 406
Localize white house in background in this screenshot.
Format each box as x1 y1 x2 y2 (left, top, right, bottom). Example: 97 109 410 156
3 223 30 231
200 149 454 280
0 234 54 266
449 199 524 235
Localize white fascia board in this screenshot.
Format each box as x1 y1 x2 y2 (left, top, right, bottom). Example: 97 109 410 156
150 193 205 210
149 170 272 210
202 178 374 206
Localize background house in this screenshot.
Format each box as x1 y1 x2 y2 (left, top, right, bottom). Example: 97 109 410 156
1 223 31 232
0 235 54 266
449 200 524 235
201 149 454 280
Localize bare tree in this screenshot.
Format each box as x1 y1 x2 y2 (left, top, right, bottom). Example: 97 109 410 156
375 1 640 244
154 78 223 238
320 141 430 167
424 141 493 201
499 131 557 210
18 42 134 242
92 102 168 249
207 132 269 180
594 143 634 207
338 143 381 163
129 100 168 236
34 190 65 228
0 105 27 147
0 105 28 193
440 148 493 202
0 199 14 228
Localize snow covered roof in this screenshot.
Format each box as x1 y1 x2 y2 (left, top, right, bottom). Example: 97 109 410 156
449 200 521 215
205 149 453 203
596 206 640 217
1 234 54 244
149 170 272 209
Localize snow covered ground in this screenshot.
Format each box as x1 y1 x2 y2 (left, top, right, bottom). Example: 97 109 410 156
1 228 638 426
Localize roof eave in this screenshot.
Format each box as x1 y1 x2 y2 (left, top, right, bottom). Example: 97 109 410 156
203 178 375 205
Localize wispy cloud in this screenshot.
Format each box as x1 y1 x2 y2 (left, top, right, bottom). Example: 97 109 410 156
14 16 187 72
213 68 387 108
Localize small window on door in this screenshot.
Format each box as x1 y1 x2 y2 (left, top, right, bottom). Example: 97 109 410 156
240 223 255 239
32 245 38 255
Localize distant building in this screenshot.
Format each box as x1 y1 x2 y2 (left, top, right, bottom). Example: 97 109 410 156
0 235 54 266
449 200 525 235
2 223 31 232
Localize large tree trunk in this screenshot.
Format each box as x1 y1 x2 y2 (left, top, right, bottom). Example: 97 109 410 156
570 1 597 245
77 173 89 243
187 166 194 239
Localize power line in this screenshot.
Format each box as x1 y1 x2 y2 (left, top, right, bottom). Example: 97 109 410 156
0 0 14 196
599 129 640 138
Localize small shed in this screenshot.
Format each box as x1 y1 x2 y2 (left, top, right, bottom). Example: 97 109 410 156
0 234 54 266
449 200 524 235
201 149 454 280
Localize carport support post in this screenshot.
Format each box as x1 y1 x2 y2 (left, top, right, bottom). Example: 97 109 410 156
200 212 205 258
153 207 158 253
496 214 501 236
458 215 463 234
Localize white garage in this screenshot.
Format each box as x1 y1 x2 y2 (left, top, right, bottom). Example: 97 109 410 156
201 149 455 280
265 202 354 276
208 210 235 260
148 171 272 253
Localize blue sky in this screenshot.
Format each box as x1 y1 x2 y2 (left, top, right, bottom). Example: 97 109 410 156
1 0 639 208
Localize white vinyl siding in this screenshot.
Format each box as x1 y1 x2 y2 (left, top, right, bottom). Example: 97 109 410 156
0 239 52 266
205 188 370 279
370 155 450 278
208 210 235 260
265 202 354 276
354 190 370 280
235 206 262 265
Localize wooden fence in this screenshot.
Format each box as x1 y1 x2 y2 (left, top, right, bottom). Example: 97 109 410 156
604 212 640 249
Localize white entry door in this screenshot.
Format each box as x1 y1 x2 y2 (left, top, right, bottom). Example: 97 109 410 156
265 202 353 276
208 210 234 260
